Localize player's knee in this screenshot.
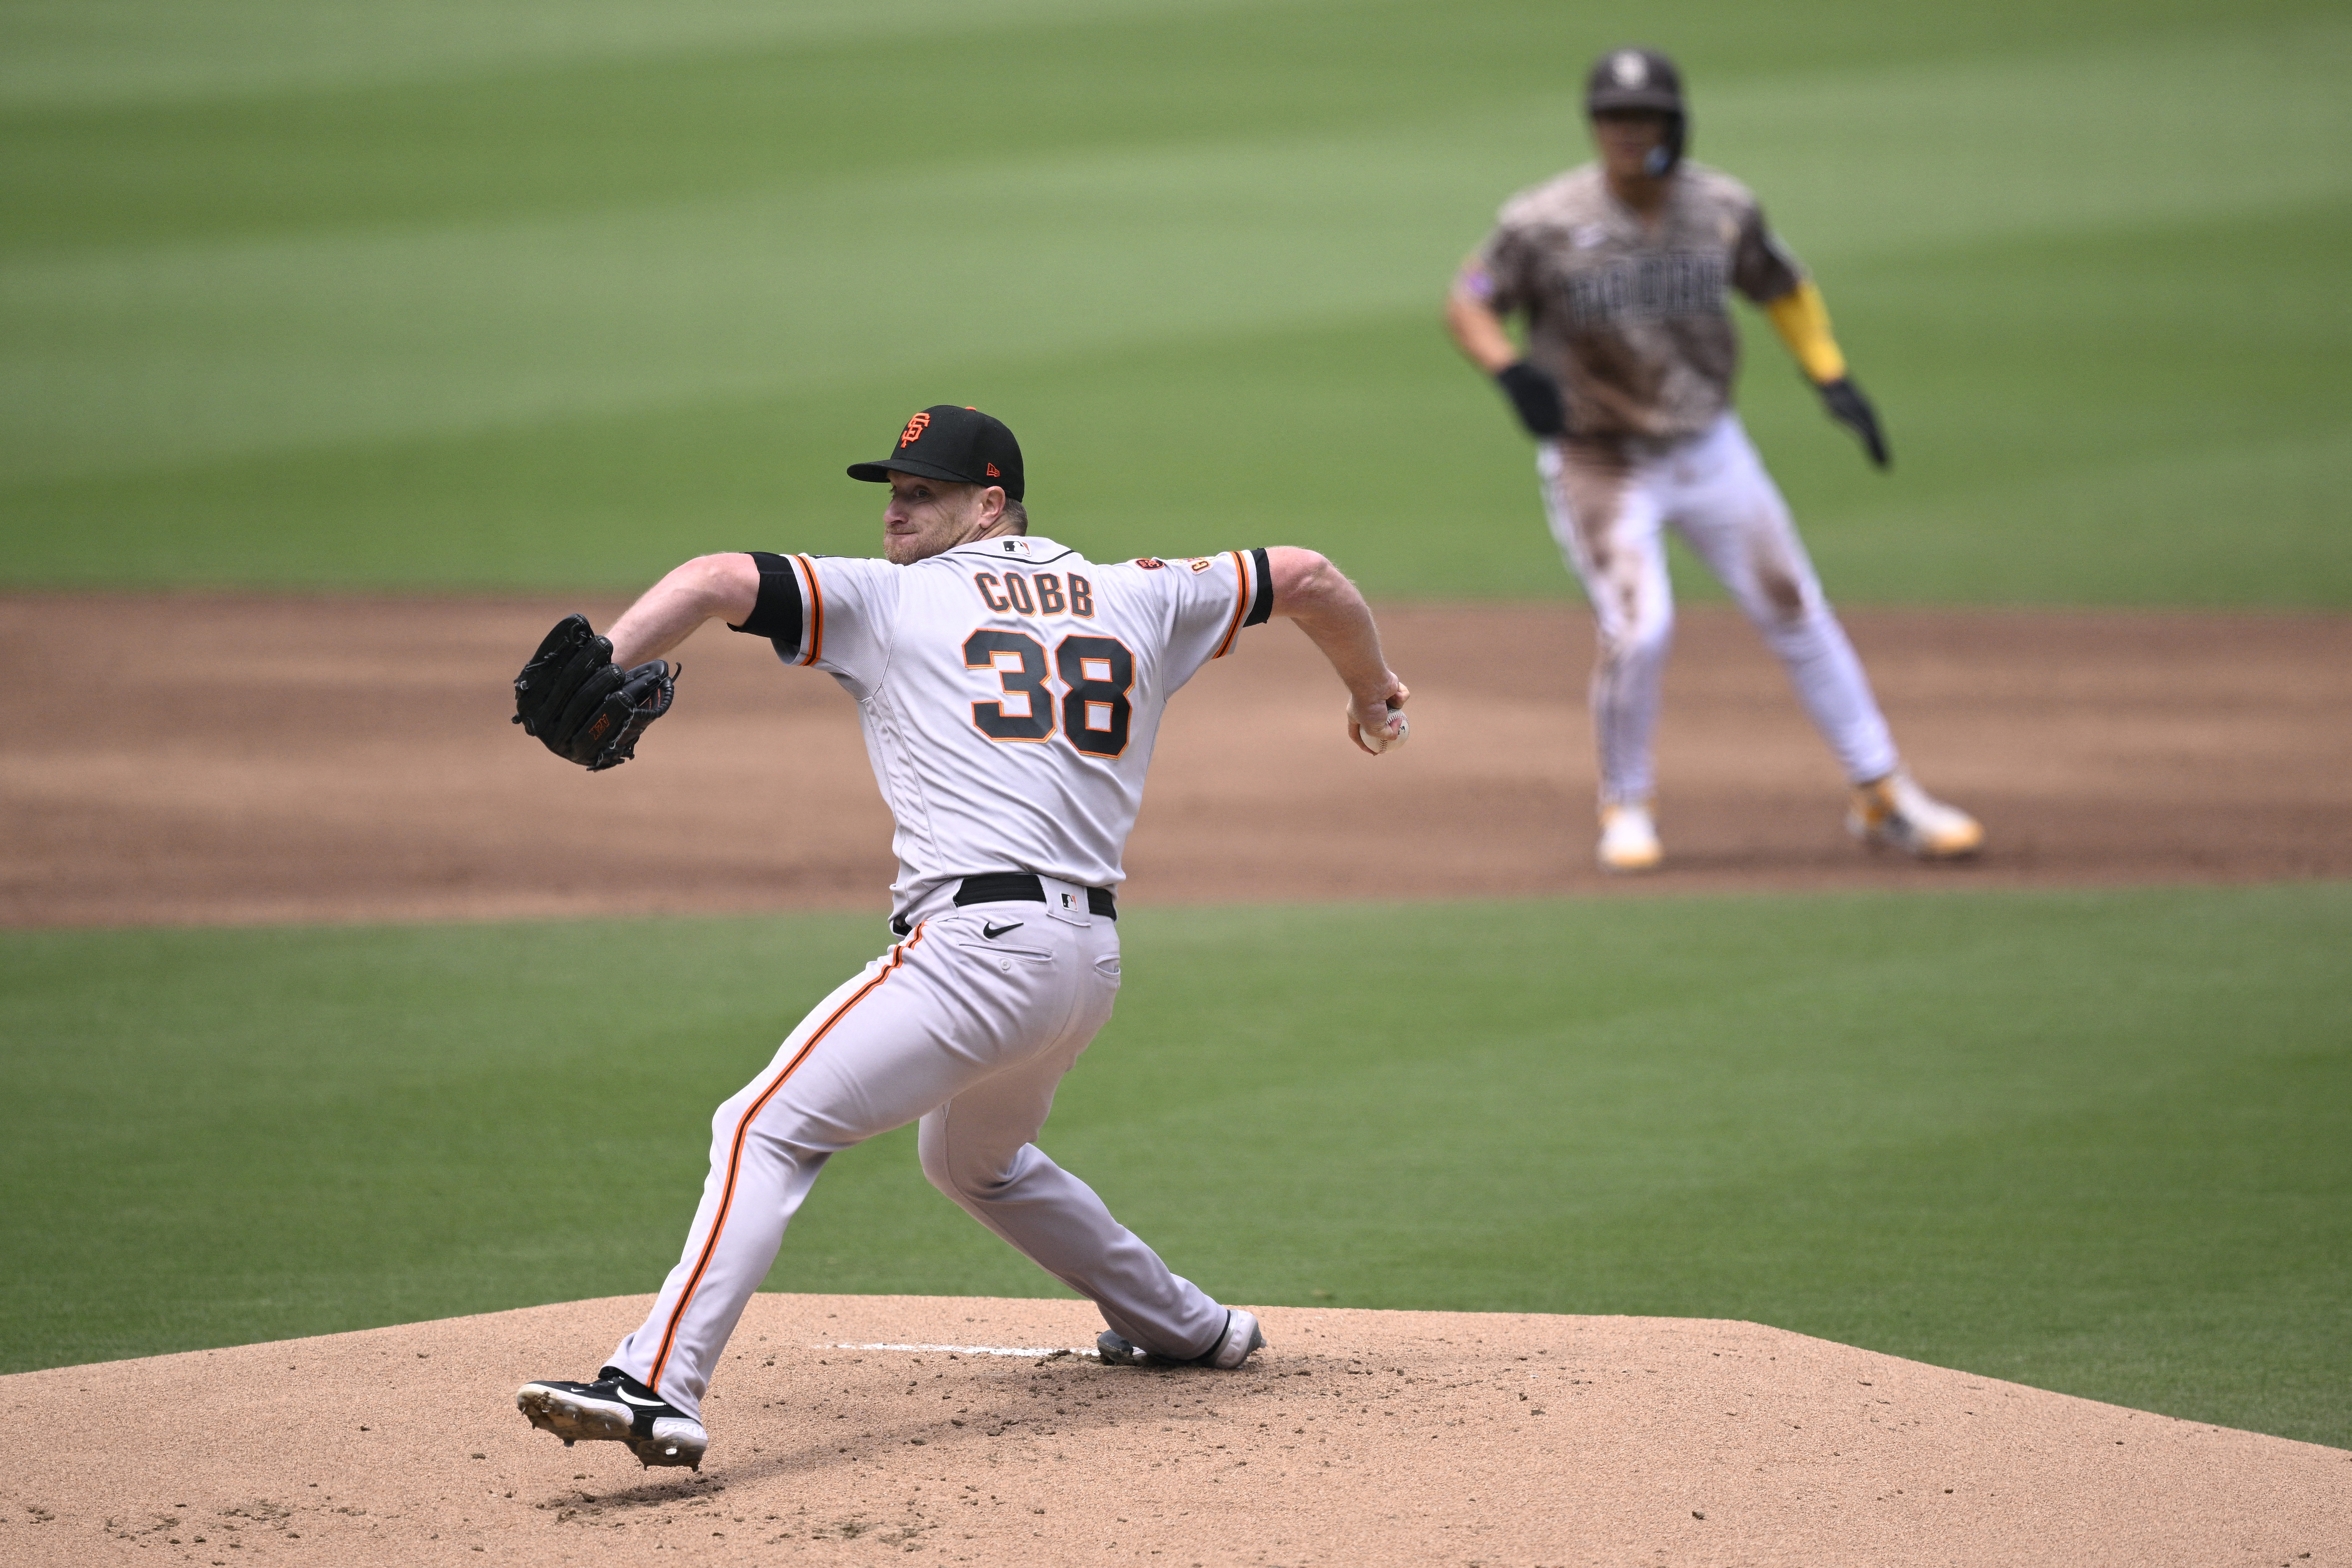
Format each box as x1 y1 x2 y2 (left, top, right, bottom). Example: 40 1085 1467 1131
918 1125 1021 1205
1754 567 1812 625
711 1089 758 1139
922 1154 1009 1207
1597 608 1671 671
917 1125 980 1201
917 1128 957 1195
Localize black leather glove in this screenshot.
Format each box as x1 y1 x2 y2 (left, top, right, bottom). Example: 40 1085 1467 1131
1816 376 1889 468
1494 360 1567 439
512 613 679 772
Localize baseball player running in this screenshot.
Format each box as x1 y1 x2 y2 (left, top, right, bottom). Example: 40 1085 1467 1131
505 405 1409 1469
1445 46 1982 873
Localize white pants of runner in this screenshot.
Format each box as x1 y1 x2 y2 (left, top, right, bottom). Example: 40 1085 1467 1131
606 891 1228 1419
1537 413 1899 807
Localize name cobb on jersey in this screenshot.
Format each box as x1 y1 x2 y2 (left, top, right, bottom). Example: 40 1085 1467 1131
970 568 1096 618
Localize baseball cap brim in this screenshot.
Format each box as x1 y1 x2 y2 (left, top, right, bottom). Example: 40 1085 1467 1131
845 456 988 486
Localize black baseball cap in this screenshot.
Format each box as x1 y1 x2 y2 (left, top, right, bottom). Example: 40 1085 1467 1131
1584 47 1684 116
847 405 1025 501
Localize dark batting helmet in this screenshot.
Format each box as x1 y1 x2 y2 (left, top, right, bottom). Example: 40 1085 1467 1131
1584 47 1687 177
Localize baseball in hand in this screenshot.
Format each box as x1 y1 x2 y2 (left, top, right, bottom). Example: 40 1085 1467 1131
1352 705 1409 755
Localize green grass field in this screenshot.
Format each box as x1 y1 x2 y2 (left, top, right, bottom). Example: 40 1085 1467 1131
4 0 2348 602
5 888 2346 1448
5 0 2346 1469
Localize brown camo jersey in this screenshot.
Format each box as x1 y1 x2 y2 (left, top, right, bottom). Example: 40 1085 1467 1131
1469 161 1805 440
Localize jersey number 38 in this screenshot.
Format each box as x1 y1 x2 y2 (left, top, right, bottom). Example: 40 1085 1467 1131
964 629 1135 759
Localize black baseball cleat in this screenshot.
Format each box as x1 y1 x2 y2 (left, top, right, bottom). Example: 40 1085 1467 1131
1097 1309 1266 1369
516 1367 709 1469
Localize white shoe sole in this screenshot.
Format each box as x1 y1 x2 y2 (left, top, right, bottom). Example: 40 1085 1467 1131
517 1384 634 1445
1596 807 1663 873
1209 1310 1267 1369
629 1419 708 1469
1098 1309 1267 1369
516 1384 707 1468
1847 812 1983 860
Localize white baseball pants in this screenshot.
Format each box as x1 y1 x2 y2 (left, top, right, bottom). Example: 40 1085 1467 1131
1537 414 1899 806
607 892 1228 1419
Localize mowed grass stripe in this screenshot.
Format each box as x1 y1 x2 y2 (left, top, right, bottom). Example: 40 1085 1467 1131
0 0 1295 113
3 885 2345 1448
11 189 2345 604
5 23 2344 481
1 6 2348 606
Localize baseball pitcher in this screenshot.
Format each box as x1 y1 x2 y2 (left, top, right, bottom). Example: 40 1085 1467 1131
506 405 1410 1469
1445 47 1981 872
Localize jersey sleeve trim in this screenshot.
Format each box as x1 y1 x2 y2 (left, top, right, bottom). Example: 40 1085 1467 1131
1210 550 1251 659
1242 547 1274 628
729 551 805 654
794 553 825 667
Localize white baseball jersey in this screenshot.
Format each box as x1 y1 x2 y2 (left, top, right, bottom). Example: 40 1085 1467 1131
739 536 1272 924
596 533 1276 1420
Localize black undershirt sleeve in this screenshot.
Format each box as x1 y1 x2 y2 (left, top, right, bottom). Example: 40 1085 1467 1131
1242 546 1275 627
728 551 804 656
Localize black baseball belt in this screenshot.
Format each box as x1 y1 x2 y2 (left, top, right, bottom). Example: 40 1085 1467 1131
892 873 1117 935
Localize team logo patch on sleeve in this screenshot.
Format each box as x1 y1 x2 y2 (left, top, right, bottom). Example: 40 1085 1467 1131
1135 558 1164 570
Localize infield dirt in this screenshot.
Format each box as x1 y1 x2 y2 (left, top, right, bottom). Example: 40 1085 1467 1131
4 1293 2345 1567
3 596 2348 927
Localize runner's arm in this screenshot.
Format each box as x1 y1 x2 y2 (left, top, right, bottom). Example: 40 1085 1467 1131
1444 283 1519 374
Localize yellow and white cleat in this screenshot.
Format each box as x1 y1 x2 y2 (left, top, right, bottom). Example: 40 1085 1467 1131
1847 771 1984 860
1596 801 1664 873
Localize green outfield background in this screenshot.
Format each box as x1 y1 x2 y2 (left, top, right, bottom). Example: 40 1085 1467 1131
3 0 2347 602
6 890 2348 1448
3 0 2347 1458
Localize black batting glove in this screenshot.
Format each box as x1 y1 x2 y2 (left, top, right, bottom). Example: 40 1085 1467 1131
1816 376 1889 468
1495 360 1567 438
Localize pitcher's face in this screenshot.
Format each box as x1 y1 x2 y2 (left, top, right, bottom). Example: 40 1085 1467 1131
882 473 1002 565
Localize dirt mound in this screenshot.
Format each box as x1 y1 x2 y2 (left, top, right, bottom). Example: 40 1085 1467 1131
3 596 2349 928
3 1293 2343 1566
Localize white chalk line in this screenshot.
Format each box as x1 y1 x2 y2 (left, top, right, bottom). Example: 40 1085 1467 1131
827 1341 1102 1359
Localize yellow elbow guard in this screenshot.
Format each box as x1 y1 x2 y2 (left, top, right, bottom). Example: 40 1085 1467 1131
1765 282 1848 384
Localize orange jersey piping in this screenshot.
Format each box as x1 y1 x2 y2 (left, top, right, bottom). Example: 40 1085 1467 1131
1211 550 1249 659
646 925 924 1390
795 554 826 667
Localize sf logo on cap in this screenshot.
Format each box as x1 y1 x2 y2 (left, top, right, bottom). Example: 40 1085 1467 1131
899 412 931 448
1612 50 1646 86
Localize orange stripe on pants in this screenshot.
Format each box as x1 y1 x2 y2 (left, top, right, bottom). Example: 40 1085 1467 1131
645 929 921 1390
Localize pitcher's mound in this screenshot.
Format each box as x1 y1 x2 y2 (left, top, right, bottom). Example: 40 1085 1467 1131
5 1294 2343 1565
